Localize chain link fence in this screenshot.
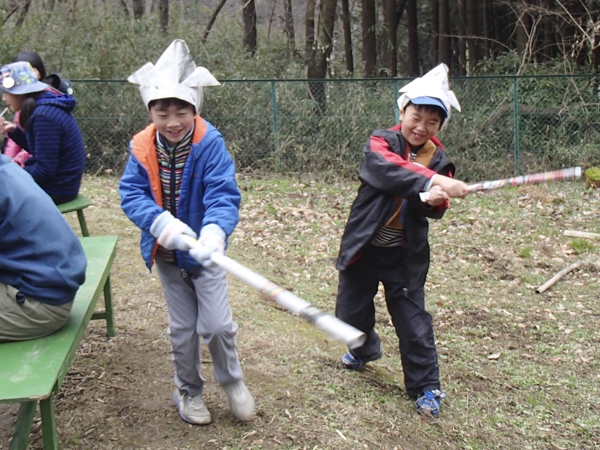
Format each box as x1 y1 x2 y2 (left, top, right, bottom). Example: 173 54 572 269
68 75 600 181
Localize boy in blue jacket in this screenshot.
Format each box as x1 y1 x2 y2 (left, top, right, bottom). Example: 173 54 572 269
335 64 470 417
119 40 254 425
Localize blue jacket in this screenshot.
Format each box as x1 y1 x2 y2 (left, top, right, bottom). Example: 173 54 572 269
119 117 241 271
8 89 86 198
0 155 86 305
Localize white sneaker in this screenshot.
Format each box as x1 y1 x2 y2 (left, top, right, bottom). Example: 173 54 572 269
223 381 255 420
172 390 212 425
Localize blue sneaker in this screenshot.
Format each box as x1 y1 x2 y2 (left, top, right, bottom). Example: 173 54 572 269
340 349 383 371
415 390 447 416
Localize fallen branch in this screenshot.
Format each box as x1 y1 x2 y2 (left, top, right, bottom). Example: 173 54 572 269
536 261 583 294
564 230 600 240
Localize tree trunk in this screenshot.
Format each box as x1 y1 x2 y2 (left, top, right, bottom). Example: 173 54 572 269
282 0 296 56
457 0 467 75
340 0 354 74
406 0 419 76
304 0 316 64
202 0 228 43
159 0 168 34
362 0 376 78
439 0 451 67
515 3 531 55
242 0 257 56
482 0 490 58
431 0 439 64
381 0 406 77
132 0 144 19
119 0 129 18
306 0 337 114
466 0 479 73
9 0 32 27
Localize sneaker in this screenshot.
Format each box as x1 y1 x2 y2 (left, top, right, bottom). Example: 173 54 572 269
340 349 383 371
415 390 447 417
223 380 255 421
172 389 212 425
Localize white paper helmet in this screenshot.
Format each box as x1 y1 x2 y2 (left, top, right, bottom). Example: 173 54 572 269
397 63 461 130
128 39 220 114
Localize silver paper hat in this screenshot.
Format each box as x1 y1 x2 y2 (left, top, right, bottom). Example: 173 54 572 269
128 39 220 113
397 63 461 130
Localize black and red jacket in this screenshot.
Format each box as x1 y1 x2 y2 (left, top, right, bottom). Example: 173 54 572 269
336 124 456 289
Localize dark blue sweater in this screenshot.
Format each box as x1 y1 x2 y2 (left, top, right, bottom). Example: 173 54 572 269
0 155 86 305
8 90 86 198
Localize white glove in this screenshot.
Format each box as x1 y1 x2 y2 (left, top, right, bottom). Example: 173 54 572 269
189 224 225 267
150 211 197 251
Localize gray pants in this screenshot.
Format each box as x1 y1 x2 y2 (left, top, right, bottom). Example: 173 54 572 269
0 283 72 342
154 259 244 397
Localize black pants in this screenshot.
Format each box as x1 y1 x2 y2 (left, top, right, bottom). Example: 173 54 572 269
51 192 78 205
335 244 440 397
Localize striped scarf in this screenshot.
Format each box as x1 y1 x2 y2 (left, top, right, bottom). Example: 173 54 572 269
155 127 194 261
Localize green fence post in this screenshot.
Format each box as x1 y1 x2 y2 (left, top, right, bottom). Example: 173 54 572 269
513 76 520 175
271 81 280 155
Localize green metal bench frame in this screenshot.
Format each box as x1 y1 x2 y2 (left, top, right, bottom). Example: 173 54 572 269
57 195 92 237
0 235 118 450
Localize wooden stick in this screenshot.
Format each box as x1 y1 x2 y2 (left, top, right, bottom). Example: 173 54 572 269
564 230 600 240
536 261 583 293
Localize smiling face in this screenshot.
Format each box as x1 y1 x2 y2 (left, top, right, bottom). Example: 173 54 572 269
149 99 196 147
399 103 444 147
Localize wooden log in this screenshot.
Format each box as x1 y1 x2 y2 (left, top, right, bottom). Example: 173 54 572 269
564 230 600 240
536 261 583 294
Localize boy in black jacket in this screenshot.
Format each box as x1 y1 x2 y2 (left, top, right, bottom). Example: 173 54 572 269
335 64 470 416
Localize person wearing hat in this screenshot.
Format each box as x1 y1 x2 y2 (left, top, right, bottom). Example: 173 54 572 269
119 39 255 425
0 151 86 342
334 64 470 417
2 51 75 168
0 61 85 205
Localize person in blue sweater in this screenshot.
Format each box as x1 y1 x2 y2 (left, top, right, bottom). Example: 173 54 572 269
0 153 86 342
0 61 85 204
120 39 255 426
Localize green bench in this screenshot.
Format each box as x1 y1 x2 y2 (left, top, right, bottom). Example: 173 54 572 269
0 235 118 450
57 195 92 237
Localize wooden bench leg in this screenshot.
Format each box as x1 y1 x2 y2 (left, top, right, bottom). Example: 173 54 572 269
40 397 58 450
76 210 90 237
91 275 115 337
10 401 36 450
103 275 115 337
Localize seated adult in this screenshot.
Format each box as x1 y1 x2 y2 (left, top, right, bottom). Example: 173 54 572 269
0 153 86 342
0 61 86 205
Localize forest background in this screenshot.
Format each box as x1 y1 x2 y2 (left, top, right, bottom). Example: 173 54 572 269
1 0 600 179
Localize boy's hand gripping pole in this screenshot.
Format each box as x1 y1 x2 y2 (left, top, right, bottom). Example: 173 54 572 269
183 236 366 349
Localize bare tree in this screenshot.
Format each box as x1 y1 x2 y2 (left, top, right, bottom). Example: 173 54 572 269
159 0 168 34
8 0 32 27
306 0 337 113
406 0 419 76
202 0 228 43
362 0 376 78
438 0 451 67
466 0 479 72
431 0 439 64
242 0 257 56
132 0 144 19
304 0 316 64
119 0 129 18
381 0 407 77
282 0 296 56
340 0 354 73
